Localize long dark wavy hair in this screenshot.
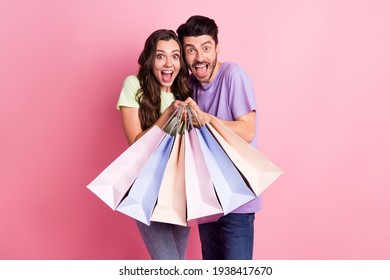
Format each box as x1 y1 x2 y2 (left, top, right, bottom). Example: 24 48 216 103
136 29 192 130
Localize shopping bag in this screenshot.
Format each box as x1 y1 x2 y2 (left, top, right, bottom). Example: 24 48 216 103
195 125 257 214
116 133 175 225
86 125 166 210
150 133 187 226
185 128 224 226
207 117 283 196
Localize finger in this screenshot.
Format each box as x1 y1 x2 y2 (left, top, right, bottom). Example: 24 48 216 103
184 97 193 104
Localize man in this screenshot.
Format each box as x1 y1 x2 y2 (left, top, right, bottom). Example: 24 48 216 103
177 15 261 260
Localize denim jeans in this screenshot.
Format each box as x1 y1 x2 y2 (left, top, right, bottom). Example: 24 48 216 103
136 220 190 260
198 213 255 260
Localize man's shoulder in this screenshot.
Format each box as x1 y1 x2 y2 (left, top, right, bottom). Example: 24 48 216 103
220 62 246 76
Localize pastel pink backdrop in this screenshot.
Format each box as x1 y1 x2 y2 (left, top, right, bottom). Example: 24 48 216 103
1 0 389 259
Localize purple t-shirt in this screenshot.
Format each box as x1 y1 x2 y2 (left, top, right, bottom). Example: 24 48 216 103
190 62 262 213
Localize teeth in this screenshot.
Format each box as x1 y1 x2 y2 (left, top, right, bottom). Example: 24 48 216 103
162 70 173 74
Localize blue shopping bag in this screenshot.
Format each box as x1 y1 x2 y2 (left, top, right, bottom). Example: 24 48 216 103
116 133 175 225
196 125 256 214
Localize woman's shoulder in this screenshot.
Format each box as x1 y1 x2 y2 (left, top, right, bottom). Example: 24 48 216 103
122 75 141 92
123 75 140 85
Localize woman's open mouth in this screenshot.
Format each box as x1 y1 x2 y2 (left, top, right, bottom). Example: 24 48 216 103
161 70 173 82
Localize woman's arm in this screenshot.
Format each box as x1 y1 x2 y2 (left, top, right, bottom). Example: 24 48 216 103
119 107 143 146
119 100 187 146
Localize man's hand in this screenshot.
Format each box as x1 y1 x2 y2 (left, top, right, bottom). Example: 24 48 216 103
184 97 256 143
185 97 211 126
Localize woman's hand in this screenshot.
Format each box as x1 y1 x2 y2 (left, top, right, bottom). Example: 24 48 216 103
152 99 188 130
165 99 188 115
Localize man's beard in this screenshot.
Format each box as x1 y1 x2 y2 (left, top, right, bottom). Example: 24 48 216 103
192 55 218 84
205 56 218 83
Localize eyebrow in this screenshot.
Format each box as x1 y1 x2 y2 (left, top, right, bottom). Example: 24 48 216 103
156 49 181 53
185 41 213 48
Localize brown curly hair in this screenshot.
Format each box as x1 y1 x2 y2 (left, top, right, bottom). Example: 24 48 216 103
136 29 192 130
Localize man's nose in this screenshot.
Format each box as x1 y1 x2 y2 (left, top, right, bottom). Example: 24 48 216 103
195 51 204 61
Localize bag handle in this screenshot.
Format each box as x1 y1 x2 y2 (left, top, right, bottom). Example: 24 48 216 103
186 105 207 130
167 105 187 135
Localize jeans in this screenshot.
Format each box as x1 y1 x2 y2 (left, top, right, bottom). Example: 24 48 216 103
136 220 190 260
198 213 255 260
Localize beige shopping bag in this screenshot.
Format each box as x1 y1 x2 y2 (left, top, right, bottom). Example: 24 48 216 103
207 117 283 196
150 130 187 226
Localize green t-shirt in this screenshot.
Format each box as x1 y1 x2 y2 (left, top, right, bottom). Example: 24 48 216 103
116 75 175 113
116 75 178 133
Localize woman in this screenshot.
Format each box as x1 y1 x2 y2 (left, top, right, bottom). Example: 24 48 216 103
116 29 192 259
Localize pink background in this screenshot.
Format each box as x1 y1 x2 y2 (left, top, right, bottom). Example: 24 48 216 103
1 0 389 260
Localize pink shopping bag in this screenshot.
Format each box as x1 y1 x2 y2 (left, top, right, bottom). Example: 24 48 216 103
86 125 166 210
184 128 224 226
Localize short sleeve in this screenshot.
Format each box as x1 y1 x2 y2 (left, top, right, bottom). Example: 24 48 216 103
116 75 141 110
227 65 257 119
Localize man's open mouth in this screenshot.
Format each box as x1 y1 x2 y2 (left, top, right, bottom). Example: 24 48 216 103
194 63 208 77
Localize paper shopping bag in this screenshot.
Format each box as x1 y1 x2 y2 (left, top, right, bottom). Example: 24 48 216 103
150 133 187 226
116 134 175 225
86 125 166 209
207 117 283 196
185 128 224 226
195 125 257 214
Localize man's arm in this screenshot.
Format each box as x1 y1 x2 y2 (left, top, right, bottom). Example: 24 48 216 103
212 111 256 143
186 98 256 143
